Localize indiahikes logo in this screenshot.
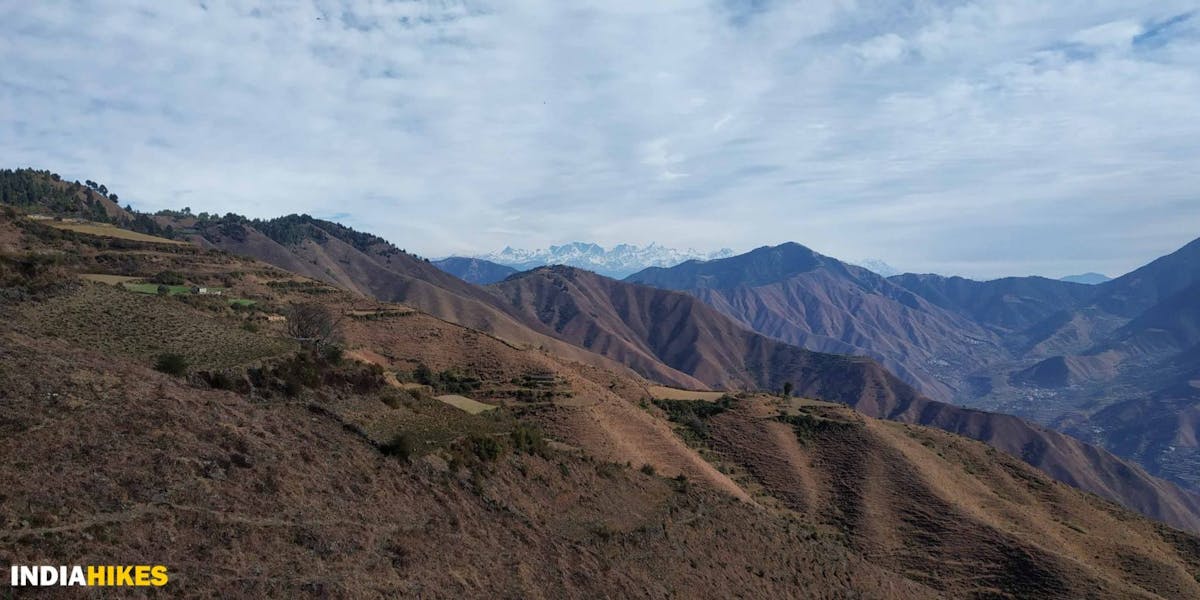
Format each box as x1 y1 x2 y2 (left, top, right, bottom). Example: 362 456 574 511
8 565 169 587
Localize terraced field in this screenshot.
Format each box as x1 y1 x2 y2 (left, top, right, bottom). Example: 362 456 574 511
436 394 497 414
647 385 727 402
327 387 511 455
18 283 292 369
123 282 195 295
42 219 188 245
79 273 140 285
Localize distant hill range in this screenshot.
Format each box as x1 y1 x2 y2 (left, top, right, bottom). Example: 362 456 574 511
432 256 517 285
627 237 1200 491
1061 272 1112 284
627 243 1009 402
7 206 1200 597
6 167 1200 536
475 242 734 279
487 265 1200 532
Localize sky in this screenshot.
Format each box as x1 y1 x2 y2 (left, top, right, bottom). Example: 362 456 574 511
2 1 1198 279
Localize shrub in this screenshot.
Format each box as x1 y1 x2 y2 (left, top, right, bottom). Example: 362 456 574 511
413 363 433 385
151 270 185 285
205 370 234 390
0 253 75 301
673 474 690 493
268 351 384 397
286 302 342 349
510 424 549 457
640 463 656 476
380 433 414 461
778 411 861 443
154 353 189 376
319 343 344 364
277 353 321 393
380 390 415 409
596 462 622 479
282 378 303 398
470 435 503 462
652 396 736 440
430 369 481 394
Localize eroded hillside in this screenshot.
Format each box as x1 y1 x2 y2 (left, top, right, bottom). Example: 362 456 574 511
5 182 1200 597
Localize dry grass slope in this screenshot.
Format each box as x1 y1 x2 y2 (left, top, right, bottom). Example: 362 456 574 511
435 394 497 414
648 385 728 401
6 192 1200 597
15 284 293 370
44 219 189 245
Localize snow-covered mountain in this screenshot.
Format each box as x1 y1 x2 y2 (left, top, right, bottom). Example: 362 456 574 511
855 258 902 277
477 242 735 278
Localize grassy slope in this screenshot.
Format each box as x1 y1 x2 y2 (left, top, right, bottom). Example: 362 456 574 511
0 331 927 599
44 220 188 245
5 300 1200 597
16 284 291 370
695 397 1200 597
6 192 1200 597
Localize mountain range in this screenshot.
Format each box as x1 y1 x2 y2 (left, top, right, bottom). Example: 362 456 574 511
627 243 1006 403
1061 272 1112 285
122 189 1200 511
158 206 1200 532
5 167 1200 596
624 237 1200 492
473 242 735 278
855 258 902 277
431 256 517 285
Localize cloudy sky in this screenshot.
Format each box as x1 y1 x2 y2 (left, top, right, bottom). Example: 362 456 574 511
2 1 1198 278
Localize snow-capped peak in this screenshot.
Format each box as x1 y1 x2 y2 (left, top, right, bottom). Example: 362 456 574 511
477 242 735 278
855 258 902 277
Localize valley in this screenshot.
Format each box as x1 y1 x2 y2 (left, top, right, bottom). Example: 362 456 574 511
623 239 1200 493
3 168 1200 598
5 2 1197 595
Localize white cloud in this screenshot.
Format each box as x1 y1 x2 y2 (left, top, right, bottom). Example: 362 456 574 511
1071 20 1144 48
1 0 1198 278
856 33 907 66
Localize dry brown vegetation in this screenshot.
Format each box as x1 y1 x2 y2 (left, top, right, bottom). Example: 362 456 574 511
693 397 1200 597
78 273 140 285
42 219 189 245
435 394 497 414
15 284 292 370
647 384 728 401
5 198 1200 598
172 199 1200 534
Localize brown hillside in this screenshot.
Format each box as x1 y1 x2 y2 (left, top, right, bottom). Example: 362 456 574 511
701 397 1200 598
489 265 1200 533
5 203 1200 536
4 316 1200 597
7 187 1200 596
195 217 704 389
3 266 1200 597
0 330 933 599
626 242 1008 401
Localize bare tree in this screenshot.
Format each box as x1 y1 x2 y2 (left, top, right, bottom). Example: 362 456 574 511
285 302 343 349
